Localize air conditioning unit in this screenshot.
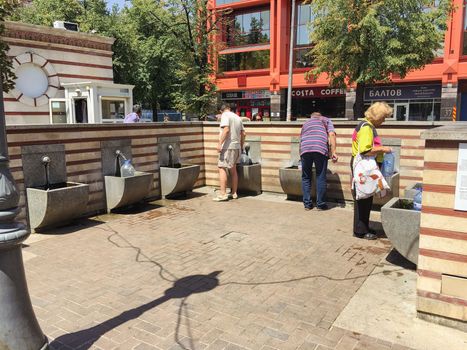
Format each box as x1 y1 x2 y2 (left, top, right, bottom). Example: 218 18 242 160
53 21 79 32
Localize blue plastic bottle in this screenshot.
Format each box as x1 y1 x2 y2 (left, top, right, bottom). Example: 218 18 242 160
382 152 395 178
413 189 422 211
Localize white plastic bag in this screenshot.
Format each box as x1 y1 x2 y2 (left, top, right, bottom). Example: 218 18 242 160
352 153 390 200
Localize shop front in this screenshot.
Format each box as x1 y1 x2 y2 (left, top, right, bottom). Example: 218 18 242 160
220 90 271 119
291 87 346 119
364 84 442 121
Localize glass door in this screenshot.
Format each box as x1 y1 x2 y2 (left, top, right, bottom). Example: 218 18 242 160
394 103 409 121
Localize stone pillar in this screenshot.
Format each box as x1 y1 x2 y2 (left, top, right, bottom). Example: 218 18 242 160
440 83 458 121
270 89 286 121
345 88 356 120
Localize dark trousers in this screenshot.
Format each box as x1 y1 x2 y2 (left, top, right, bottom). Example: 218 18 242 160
301 152 328 208
350 157 374 234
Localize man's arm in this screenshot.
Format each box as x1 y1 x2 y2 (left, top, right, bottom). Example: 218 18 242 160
218 126 229 153
240 130 246 151
329 131 338 162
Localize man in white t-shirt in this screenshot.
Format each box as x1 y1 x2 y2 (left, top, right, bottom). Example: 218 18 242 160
213 104 245 201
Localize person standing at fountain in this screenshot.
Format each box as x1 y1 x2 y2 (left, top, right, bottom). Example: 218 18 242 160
351 102 393 240
124 104 142 123
299 112 338 211
213 104 245 202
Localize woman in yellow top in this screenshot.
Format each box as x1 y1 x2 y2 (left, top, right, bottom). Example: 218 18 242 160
351 102 393 240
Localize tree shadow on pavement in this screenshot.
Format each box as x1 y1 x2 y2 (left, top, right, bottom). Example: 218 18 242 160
49 271 221 350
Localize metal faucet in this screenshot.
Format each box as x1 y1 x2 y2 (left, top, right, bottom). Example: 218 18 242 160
167 145 174 168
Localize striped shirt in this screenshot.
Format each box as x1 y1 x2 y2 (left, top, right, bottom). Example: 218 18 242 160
299 116 335 156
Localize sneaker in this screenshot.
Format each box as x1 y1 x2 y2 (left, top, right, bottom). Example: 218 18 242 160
212 194 229 202
304 207 312 211
317 204 329 211
231 193 238 199
354 232 377 240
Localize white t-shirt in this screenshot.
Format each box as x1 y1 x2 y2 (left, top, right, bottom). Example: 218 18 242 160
220 111 244 150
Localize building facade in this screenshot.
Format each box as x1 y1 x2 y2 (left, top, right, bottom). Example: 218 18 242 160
2 21 134 125
212 0 467 122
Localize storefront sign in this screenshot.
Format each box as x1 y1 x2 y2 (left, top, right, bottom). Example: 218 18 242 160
292 87 346 98
221 90 271 100
221 91 243 100
365 85 441 101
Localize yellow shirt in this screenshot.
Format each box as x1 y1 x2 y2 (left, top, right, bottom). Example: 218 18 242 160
352 119 383 163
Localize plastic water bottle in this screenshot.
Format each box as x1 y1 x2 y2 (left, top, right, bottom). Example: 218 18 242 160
413 189 422 211
382 152 395 178
239 152 252 165
121 159 135 177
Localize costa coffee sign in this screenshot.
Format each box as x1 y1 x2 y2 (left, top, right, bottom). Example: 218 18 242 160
292 87 346 98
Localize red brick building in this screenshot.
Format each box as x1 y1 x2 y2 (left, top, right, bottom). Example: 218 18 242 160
212 0 467 122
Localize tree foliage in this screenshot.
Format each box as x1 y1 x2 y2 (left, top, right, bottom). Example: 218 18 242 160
308 0 452 118
0 0 21 92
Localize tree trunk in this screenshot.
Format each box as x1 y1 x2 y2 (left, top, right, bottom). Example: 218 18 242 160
353 83 365 120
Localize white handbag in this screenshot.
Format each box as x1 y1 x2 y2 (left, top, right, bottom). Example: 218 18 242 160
352 124 390 200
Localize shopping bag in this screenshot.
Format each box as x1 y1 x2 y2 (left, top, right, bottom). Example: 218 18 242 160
352 153 390 200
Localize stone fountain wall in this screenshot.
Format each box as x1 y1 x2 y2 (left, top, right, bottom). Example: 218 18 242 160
5 121 448 222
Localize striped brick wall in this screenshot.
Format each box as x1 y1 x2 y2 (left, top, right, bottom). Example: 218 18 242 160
417 138 467 327
204 121 439 200
6 123 205 222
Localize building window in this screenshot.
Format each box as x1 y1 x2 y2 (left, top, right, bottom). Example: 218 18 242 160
49 99 67 124
101 99 126 123
226 8 270 47
294 2 314 68
216 0 243 5
219 50 270 72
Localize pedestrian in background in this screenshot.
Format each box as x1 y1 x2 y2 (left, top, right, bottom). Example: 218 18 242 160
124 104 141 123
213 104 245 202
299 112 338 211
351 102 393 240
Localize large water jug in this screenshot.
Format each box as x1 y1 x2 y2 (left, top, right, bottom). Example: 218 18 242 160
239 152 252 165
382 152 395 178
121 159 136 177
413 189 422 211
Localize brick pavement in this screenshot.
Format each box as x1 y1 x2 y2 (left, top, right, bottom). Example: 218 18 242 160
23 191 414 350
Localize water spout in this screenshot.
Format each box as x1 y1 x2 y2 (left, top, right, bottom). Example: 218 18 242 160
41 155 51 190
167 145 174 168
115 150 127 177
245 144 250 156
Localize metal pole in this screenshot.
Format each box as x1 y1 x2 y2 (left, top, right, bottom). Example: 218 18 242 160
0 77 48 349
286 0 296 122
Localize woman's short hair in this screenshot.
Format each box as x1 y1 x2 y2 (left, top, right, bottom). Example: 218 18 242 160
364 102 393 122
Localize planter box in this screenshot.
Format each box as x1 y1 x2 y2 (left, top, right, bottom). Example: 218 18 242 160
27 182 89 231
279 166 316 200
105 171 153 212
160 164 200 198
381 197 420 264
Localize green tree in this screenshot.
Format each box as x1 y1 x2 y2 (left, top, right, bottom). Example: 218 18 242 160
11 0 84 26
309 0 452 119
0 0 21 92
151 0 226 118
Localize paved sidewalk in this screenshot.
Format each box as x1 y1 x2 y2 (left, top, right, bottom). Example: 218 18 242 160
24 189 413 350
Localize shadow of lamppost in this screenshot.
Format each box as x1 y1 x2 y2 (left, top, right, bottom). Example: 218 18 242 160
0 79 48 349
49 271 221 350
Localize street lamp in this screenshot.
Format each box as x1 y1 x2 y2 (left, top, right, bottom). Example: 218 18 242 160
286 0 296 122
0 77 48 349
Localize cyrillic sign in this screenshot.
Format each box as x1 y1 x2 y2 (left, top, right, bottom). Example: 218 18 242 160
364 85 441 101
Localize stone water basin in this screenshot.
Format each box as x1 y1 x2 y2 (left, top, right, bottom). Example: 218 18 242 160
27 182 89 231
104 171 153 212
160 164 200 198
